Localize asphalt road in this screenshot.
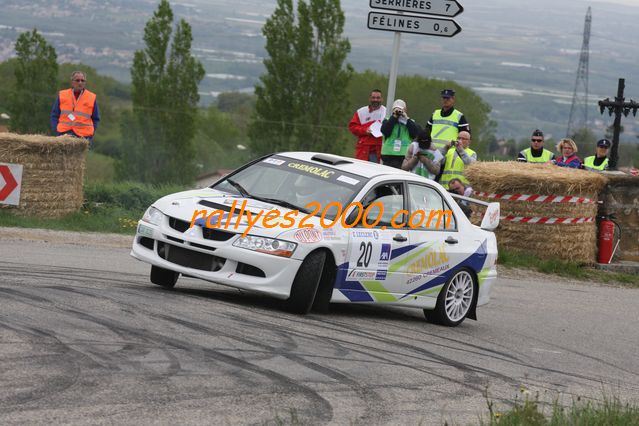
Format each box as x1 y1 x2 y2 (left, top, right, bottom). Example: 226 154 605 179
1 238 638 425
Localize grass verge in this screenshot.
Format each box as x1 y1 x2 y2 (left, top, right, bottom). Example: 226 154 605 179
0 181 186 235
483 389 639 425
498 249 639 288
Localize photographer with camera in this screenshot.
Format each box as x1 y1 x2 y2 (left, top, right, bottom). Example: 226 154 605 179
402 129 443 180
439 130 477 189
380 99 419 169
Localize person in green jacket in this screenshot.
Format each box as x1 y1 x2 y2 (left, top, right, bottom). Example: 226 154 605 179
517 129 555 163
583 138 611 171
380 99 419 169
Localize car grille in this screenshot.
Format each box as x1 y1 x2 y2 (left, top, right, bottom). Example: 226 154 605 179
202 227 235 241
168 216 190 232
157 242 225 272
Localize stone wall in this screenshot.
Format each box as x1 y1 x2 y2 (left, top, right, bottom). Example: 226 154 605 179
599 173 639 261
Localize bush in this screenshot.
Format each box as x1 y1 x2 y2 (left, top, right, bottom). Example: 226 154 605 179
83 181 186 212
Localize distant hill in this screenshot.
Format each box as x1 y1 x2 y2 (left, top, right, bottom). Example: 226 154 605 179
1 0 637 141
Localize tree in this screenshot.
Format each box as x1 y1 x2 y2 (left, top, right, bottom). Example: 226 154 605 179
249 0 353 156
117 0 205 184
8 29 58 134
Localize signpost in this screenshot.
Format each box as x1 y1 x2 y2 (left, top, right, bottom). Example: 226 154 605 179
367 12 461 37
367 0 463 112
369 0 463 17
0 163 22 206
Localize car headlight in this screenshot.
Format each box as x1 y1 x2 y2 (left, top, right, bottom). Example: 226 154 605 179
233 235 297 258
142 206 164 226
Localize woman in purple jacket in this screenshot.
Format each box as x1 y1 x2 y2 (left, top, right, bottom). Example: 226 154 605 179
554 138 582 168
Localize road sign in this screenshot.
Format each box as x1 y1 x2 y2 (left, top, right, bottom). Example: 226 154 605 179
367 12 461 37
0 163 22 206
369 0 463 18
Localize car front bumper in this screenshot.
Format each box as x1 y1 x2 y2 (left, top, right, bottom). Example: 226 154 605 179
131 220 302 299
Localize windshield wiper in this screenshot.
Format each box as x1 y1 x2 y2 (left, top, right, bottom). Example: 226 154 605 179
226 178 251 198
252 197 310 214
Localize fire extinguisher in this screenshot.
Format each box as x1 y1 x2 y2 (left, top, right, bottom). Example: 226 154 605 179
597 215 620 264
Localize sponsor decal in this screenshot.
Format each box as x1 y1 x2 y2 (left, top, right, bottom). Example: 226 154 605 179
294 228 323 243
351 230 380 239
407 244 449 274
347 269 377 280
337 175 360 185
287 162 335 179
263 158 286 166
322 228 342 241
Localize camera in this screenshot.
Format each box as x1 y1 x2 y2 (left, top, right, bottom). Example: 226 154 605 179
451 139 458 147
393 109 404 117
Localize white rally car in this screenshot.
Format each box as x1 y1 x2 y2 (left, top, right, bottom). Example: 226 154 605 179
131 152 499 326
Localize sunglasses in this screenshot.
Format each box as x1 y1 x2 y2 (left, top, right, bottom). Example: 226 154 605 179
73 79 86 82
531 138 543 142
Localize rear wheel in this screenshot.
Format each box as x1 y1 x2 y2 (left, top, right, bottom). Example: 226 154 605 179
150 265 179 289
424 269 475 327
286 251 326 315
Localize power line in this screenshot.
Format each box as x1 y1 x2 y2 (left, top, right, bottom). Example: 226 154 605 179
566 7 591 137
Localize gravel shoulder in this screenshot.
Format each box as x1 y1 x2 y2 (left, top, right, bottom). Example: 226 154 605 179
0 226 133 248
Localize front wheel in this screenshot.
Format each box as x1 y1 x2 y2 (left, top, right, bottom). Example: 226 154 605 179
285 251 326 315
424 269 475 327
150 265 179 289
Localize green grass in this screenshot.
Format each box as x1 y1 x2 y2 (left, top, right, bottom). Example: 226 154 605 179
483 390 639 426
0 181 186 234
498 249 639 288
85 151 116 182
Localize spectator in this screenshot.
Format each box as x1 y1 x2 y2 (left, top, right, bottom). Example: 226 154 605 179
51 70 100 146
554 138 582 168
402 129 443 180
348 89 386 163
380 99 419 169
448 178 472 218
583 138 611 171
424 89 470 150
439 130 476 189
517 129 555 163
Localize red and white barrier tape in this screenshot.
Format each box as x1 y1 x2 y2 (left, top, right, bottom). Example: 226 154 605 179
501 215 595 224
474 192 596 204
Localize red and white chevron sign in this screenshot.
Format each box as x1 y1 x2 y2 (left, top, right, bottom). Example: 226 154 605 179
0 163 23 206
474 192 596 204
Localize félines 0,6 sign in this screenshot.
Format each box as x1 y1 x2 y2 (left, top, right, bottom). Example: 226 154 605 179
367 12 461 37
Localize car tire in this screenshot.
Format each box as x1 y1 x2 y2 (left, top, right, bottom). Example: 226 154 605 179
424 269 475 327
286 250 326 315
150 265 179 289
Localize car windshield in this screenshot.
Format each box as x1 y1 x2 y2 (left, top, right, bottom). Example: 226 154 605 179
211 156 366 219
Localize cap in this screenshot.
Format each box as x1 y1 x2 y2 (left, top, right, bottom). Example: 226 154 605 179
441 89 455 98
392 99 406 111
532 129 544 137
597 138 611 148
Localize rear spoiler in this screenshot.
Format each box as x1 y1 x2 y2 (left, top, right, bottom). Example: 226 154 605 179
450 193 500 231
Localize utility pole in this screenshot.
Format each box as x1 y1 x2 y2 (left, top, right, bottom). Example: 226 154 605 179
598 78 639 170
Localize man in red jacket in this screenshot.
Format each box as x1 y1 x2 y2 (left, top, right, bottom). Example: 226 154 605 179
348 89 386 163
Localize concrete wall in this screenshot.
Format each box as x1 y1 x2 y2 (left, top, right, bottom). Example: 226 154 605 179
599 173 639 261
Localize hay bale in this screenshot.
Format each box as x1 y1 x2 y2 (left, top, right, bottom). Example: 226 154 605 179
465 161 608 264
0 133 87 218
